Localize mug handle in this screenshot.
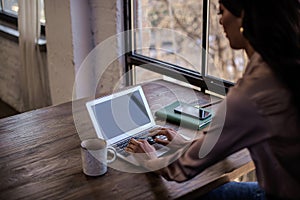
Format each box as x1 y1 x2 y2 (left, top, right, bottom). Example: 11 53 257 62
107 146 117 164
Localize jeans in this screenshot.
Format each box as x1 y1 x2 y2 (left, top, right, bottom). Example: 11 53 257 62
200 181 266 200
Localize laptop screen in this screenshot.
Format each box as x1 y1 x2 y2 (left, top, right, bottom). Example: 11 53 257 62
87 87 154 142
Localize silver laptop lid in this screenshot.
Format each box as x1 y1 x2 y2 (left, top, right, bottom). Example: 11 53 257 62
86 86 156 145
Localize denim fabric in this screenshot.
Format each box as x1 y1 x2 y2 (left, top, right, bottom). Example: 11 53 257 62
200 181 266 200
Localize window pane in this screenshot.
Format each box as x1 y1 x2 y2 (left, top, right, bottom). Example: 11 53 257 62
2 0 19 15
133 0 203 73
40 0 45 24
1 0 45 24
207 0 247 82
134 65 163 84
134 65 198 90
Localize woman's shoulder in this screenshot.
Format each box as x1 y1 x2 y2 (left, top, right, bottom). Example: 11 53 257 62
240 53 272 81
235 52 282 94
230 52 294 118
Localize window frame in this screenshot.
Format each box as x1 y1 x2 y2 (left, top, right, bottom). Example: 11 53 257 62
0 1 46 36
124 0 233 94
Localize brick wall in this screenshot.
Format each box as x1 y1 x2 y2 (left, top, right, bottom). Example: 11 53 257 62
0 38 23 111
0 37 49 112
0 0 124 111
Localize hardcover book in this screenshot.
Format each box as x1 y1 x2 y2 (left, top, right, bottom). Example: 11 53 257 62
154 101 212 130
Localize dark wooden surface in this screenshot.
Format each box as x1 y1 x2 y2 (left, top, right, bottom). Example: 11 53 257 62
0 80 253 200
0 99 19 119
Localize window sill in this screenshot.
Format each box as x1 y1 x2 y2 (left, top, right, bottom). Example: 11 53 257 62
0 24 47 52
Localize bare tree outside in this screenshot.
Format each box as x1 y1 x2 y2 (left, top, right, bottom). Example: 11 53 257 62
133 0 247 83
208 0 247 82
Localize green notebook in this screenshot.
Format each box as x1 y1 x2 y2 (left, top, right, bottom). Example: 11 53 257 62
154 101 212 130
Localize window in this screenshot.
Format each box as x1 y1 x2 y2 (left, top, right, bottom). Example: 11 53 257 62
0 0 46 31
207 0 247 83
1 0 19 15
125 0 247 94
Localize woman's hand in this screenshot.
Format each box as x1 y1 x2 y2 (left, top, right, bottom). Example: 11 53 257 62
149 127 188 149
125 127 189 162
125 138 157 160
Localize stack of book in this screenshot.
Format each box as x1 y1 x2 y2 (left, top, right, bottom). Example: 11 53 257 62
155 101 215 130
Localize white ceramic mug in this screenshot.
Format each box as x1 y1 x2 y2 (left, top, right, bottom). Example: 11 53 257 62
81 138 116 176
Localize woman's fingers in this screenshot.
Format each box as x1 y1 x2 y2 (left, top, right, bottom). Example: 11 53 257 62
149 127 169 134
125 127 180 152
154 138 170 145
125 138 156 153
152 128 178 141
125 138 140 152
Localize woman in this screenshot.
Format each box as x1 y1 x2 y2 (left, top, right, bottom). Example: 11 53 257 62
126 0 300 199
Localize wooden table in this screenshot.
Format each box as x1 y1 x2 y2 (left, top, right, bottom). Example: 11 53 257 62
0 80 254 200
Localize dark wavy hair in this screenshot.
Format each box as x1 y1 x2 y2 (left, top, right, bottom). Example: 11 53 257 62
221 0 300 117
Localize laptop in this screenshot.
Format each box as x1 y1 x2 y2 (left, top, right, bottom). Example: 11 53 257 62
85 85 170 166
